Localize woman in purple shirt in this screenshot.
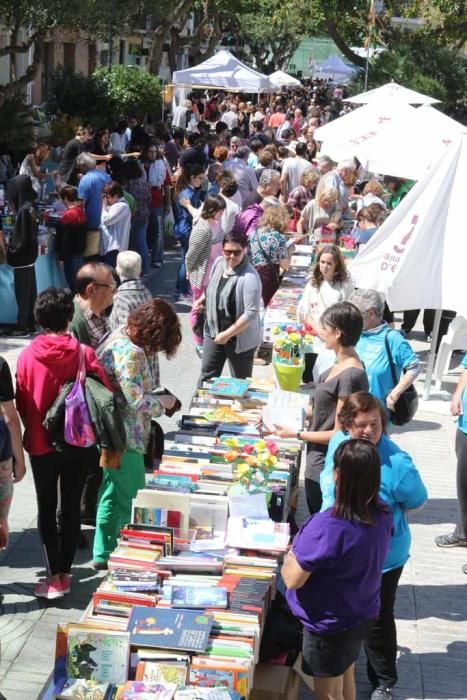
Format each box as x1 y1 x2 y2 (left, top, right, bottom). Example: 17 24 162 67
282 439 392 700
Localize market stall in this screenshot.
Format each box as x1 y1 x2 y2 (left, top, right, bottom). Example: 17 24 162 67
268 70 301 89
172 50 273 93
343 81 441 105
312 55 357 84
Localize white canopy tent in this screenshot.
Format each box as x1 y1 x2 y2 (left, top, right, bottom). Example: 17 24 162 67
355 105 467 180
349 135 467 397
313 55 357 84
313 101 417 162
268 70 301 89
344 81 440 105
172 49 273 93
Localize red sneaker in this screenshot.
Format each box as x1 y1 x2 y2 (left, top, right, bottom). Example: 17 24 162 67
60 574 71 594
33 579 64 600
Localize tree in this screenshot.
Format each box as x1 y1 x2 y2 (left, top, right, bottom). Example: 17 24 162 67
93 65 162 122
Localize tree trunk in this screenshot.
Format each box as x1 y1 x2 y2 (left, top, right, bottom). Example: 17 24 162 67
0 35 43 100
324 20 367 69
148 0 196 75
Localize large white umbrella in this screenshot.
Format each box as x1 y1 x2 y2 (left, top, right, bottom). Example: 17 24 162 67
344 81 441 105
349 135 467 395
172 49 272 92
269 70 301 89
314 101 417 162
355 105 467 180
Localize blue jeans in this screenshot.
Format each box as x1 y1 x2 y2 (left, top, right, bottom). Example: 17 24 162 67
129 219 149 275
176 236 190 294
147 207 164 265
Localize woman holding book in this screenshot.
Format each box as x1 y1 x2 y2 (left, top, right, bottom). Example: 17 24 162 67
94 299 182 569
194 230 262 383
275 302 368 515
282 439 393 700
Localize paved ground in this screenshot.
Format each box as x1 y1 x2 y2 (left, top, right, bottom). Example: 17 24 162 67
0 248 466 699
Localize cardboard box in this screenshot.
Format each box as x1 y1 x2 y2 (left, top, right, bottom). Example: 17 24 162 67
293 652 314 692
250 662 300 700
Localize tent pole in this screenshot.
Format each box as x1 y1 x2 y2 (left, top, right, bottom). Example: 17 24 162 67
423 308 442 400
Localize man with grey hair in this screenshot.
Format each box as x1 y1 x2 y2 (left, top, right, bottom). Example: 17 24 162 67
316 158 356 213
77 153 110 250
224 146 258 208
350 288 420 417
235 169 281 237
109 251 152 332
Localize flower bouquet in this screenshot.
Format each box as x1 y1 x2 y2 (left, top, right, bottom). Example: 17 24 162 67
271 324 313 391
223 437 280 496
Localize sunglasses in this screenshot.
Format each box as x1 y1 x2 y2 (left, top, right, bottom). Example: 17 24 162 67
223 249 243 257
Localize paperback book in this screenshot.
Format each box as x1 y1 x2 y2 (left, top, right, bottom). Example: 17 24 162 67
128 607 213 653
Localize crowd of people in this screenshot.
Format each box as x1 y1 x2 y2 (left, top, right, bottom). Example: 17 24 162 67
0 79 464 700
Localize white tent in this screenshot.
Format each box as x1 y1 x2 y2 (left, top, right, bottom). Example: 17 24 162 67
268 70 301 89
313 101 417 162
344 81 440 105
172 49 272 93
313 55 357 84
349 136 467 395
355 105 467 180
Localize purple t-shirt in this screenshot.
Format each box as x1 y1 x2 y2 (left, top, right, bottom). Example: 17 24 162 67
286 505 392 633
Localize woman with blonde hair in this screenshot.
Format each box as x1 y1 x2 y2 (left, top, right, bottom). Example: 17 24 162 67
248 204 290 306
296 186 342 244
287 168 320 212
358 178 387 212
19 143 50 197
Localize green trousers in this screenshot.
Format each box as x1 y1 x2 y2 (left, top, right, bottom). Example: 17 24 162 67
93 448 145 564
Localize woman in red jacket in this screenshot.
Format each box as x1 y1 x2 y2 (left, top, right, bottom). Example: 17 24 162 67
16 287 110 600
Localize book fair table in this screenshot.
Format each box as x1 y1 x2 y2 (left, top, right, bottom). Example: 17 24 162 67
42 376 311 700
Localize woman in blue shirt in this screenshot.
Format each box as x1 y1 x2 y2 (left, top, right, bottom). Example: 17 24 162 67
173 163 205 299
350 289 420 420
320 392 427 700
436 353 467 558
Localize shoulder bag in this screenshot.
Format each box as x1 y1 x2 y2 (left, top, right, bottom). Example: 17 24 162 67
64 344 97 448
253 229 282 286
384 330 418 426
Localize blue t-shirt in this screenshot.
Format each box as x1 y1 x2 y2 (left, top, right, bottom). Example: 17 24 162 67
78 170 111 229
353 225 377 245
459 353 467 434
320 432 428 572
286 505 392 633
173 186 202 240
356 325 418 410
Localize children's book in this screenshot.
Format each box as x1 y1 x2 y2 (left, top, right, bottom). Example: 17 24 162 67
170 586 228 610
209 377 251 399
66 625 130 684
135 659 188 686
128 607 213 653
53 678 110 700
119 681 177 699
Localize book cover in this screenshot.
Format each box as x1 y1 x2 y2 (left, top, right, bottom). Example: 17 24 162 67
54 678 110 700
119 681 177 699
128 607 213 653
209 377 251 399
66 626 130 684
136 659 188 685
170 586 228 610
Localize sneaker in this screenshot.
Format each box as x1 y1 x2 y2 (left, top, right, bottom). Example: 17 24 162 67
371 689 393 700
92 560 108 571
9 328 31 338
195 346 203 358
151 262 162 269
435 533 467 548
60 574 71 594
33 579 65 600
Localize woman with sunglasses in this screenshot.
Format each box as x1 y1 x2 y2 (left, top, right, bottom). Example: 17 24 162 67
194 230 262 382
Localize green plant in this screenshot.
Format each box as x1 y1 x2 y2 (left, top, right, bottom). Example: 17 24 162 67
93 65 163 124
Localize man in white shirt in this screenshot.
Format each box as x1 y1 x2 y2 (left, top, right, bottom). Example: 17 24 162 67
223 103 239 131
280 142 313 202
316 159 356 213
224 146 259 208
172 100 192 129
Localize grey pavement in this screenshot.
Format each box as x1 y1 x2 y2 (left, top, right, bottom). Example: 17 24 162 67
1 250 467 699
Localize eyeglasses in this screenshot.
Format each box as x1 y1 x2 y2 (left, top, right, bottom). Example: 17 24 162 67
94 282 117 290
223 249 243 257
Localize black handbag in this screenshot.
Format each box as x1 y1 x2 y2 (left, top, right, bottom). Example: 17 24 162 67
193 306 206 338
384 331 418 426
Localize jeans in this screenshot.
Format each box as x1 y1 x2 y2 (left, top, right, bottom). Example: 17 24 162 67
14 266 37 330
454 429 467 540
176 236 190 294
304 476 323 515
200 334 255 383
147 207 164 265
129 219 150 275
364 566 404 689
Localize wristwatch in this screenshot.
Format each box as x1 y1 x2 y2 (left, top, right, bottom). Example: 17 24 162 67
296 431 302 440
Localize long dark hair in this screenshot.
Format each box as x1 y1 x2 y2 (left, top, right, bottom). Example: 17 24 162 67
311 244 349 288
332 439 387 524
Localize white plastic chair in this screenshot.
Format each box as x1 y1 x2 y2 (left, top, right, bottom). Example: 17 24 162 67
434 316 467 389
